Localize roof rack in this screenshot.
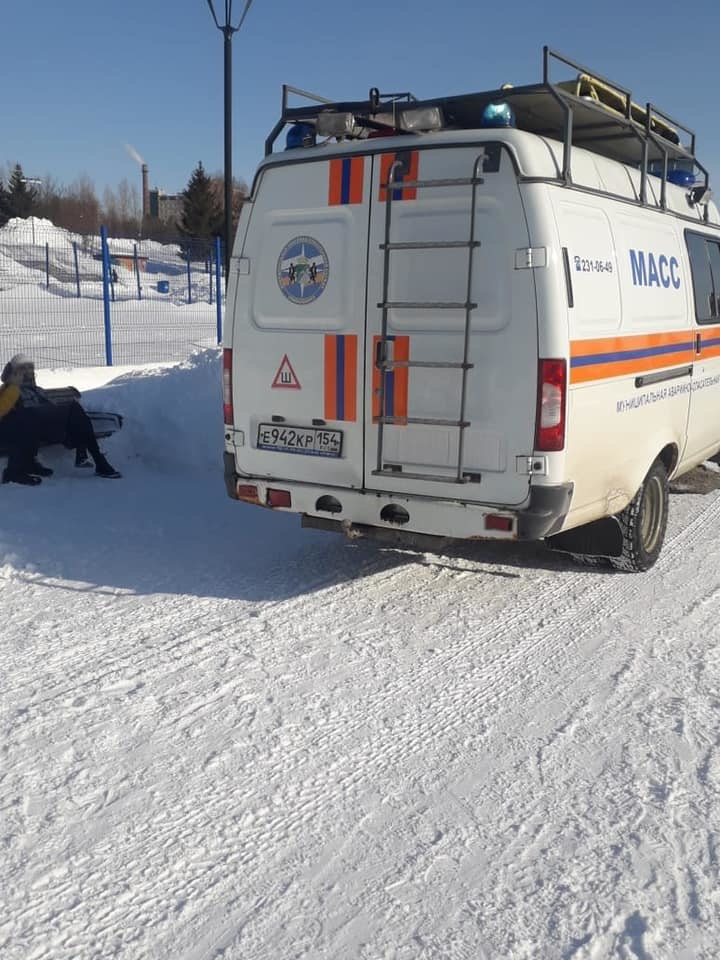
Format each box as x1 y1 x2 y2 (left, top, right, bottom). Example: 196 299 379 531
266 47 711 218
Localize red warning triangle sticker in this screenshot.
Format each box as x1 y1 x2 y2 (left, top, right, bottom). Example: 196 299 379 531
271 354 301 389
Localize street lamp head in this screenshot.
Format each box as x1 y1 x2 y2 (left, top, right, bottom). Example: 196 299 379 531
206 0 253 32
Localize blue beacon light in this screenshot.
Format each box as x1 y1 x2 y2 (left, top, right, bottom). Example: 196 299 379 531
666 169 696 187
481 102 516 128
285 123 316 150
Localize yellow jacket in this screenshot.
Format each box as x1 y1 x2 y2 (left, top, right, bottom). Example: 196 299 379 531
0 383 20 420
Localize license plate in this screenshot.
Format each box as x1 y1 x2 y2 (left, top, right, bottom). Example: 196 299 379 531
256 423 343 458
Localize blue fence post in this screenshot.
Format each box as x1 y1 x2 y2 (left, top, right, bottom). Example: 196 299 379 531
187 253 192 305
134 243 142 300
45 243 50 289
100 226 113 366
215 236 222 344
73 242 81 297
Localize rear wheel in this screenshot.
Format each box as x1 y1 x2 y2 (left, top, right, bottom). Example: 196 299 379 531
610 459 668 572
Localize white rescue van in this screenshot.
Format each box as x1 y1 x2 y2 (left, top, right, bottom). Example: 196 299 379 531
223 48 720 571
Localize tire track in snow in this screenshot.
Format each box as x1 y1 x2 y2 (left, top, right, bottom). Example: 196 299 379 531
451 488 720 960
149 489 720 956
225 486 720 956
5 486 720 960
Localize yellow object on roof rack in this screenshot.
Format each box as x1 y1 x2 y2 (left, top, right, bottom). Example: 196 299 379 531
558 73 679 145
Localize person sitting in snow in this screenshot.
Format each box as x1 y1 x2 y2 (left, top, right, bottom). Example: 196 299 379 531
0 353 121 484
0 363 44 485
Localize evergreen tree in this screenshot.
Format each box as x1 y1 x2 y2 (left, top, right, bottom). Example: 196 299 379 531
5 164 38 219
0 178 9 227
178 161 222 260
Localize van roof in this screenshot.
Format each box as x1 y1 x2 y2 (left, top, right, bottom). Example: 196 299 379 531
266 47 708 200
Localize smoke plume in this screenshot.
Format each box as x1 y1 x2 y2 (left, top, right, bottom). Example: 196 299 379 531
125 144 145 166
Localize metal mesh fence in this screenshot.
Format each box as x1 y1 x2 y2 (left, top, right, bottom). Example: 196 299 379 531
0 220 223 368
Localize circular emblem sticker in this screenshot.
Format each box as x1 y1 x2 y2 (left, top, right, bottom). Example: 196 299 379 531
277 236 329 305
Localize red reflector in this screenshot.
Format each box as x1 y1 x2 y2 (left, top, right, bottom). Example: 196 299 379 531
485 514 513 532
267 488 292 508
223 348 233 425
236 483 260 504
535 358 567 452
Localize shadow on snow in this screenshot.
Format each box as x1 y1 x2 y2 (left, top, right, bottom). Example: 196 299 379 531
0 462 586 602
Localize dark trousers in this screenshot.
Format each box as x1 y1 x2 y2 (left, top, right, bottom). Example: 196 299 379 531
0 409 40 473
1 401 101 475
26 401 101 459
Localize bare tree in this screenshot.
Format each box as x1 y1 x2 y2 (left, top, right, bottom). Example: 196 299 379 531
58 175 100 234
209 172 248 234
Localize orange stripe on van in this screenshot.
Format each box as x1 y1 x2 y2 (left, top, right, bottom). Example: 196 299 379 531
392 336 409 420
570 329 700 384
698 327 720 361
372 335 410 422
324 334 357 421
324 335 337 416
379 151 419 202
328 158 364 205
343 334 358 421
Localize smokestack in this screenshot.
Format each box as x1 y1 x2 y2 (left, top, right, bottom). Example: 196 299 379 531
142 164 149 221
125 145 149 221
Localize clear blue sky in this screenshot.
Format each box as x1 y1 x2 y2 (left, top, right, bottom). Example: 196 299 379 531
3 0 719 199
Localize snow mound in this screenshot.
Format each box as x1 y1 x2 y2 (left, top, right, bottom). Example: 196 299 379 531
78 348 223 474
0 216 81 248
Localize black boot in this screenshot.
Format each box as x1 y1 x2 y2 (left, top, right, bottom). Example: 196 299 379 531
29 459 53 477
94 454 122 479
2 466 42 486
75 446 92 468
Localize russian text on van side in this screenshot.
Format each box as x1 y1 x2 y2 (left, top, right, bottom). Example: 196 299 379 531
629 250 681 289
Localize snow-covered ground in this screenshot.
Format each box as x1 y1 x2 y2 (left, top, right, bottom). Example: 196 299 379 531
0 218 219 367
3 351 720 959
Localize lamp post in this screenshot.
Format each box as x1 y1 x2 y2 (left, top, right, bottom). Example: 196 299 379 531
205 0 253 283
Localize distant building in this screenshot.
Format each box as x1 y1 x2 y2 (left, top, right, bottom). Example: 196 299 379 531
148 189 183 225
112 253 148 273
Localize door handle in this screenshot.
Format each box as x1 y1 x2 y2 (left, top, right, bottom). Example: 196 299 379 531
376 339 391 367
696 333 702 354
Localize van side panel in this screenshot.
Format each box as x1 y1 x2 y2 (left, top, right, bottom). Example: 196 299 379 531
555 195 692 526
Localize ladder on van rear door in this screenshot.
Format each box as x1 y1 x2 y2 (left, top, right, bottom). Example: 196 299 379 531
373 153 486 484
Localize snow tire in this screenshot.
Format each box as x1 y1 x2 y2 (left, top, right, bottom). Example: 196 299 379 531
610 459 669 573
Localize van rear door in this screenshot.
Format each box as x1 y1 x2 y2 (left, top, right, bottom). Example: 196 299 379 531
363 141 539 506
230 153 370 488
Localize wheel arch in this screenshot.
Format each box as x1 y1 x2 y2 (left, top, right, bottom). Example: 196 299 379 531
657 442 680 479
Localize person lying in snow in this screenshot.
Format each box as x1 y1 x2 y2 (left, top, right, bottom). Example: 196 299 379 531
0 353 121 485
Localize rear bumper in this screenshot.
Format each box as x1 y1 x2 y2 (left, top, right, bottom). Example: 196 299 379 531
516 482 574 540
224 453 572 542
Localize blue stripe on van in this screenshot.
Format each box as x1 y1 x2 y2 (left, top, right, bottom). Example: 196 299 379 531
571 339 693 367
341 159 352 205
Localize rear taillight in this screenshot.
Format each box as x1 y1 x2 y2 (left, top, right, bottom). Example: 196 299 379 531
535 359 567 452
485 514 513 532
267 488 292 508
236 484 260 504
223 348 233 425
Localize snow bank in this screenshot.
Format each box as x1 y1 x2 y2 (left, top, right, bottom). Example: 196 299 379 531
69 348 224 474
